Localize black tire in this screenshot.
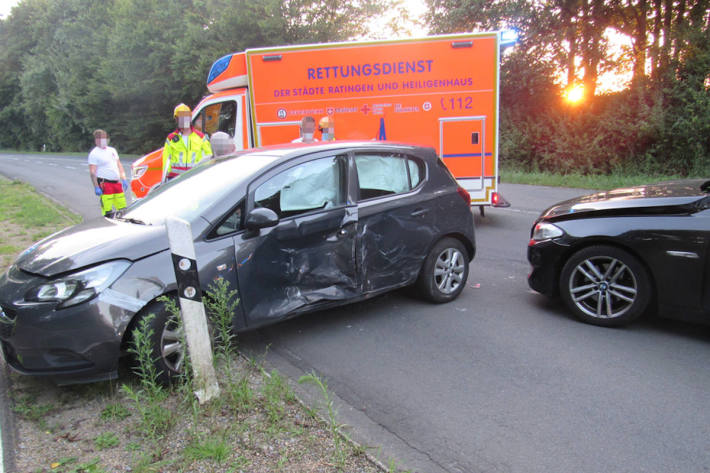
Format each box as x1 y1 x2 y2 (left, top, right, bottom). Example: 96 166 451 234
559 245 651 327
416 237 469 303
132 298 185 385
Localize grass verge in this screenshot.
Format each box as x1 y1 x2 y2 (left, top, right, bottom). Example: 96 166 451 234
500 165 701 190
0 177 81 269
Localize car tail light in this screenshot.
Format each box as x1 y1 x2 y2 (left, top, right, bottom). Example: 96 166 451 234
457 186 471 204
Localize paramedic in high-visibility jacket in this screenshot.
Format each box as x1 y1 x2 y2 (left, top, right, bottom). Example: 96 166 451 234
161 103 213 183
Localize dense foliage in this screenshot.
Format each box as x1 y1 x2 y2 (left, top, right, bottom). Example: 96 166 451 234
428 0 710 175
0 0 707 175
0 0 385 153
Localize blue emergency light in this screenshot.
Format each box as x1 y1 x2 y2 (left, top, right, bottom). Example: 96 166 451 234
500 29 519 47
207 54 232 84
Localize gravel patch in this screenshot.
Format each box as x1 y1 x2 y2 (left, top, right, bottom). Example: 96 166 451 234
6 356 388 473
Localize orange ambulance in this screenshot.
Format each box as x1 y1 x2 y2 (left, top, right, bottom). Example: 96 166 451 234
130 31 510 211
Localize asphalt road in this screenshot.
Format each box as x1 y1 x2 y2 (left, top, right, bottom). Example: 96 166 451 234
1 153 709 473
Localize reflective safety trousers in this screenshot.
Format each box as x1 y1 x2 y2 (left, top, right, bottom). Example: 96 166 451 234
161 129 213 181
99 181 127 216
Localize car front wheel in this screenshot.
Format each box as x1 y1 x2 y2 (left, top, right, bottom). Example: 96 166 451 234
560 245 651 327
132 297 185 384
416 237 469 303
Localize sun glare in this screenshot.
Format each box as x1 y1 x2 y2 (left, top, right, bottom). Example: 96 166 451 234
564 84 585 104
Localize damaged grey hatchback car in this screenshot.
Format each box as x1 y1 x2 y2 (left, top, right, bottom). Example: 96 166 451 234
0 142 475 384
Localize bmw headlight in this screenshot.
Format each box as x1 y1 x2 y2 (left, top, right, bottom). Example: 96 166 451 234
531 222 564 242
25 260 131 308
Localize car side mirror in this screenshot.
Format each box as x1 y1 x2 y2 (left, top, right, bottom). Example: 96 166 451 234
245 207 279 231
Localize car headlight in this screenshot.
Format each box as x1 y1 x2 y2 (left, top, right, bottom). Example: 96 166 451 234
131 165 148 179
25 260 131 308
531 222 564 242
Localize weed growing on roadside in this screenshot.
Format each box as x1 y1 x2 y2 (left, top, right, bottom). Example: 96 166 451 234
121 312 174 442
11 394 54 430
125 313 162 397
157 295 208 424
94 432 119 450
226 374 254 417
121 384 173 440
226 455 251 471
99 403 131 422
262 370 295 426
183 432 230 464
299 372 348 470
204 278 240 362
129 448 176 473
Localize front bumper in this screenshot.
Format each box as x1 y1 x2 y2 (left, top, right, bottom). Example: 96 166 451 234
527 238 571 297
0 269 130 384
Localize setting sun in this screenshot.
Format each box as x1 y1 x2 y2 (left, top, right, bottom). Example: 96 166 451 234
564 84 585 104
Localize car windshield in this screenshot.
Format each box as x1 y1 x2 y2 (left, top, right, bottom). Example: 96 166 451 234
122 154 279 225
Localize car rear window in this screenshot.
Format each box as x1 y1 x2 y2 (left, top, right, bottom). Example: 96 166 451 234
354 153 424 200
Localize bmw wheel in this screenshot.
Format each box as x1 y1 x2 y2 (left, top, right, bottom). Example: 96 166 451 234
560 245 651 327
416 237 469 303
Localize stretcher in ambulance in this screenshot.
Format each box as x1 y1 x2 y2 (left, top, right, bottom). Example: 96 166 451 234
130 31 511 212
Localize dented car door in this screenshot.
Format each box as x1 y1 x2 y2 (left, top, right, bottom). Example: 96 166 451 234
234 153 358 327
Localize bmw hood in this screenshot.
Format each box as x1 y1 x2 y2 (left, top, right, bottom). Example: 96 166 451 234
540 179 710 220
14 218 169 277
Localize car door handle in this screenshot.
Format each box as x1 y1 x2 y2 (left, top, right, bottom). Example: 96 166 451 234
411 208 429 217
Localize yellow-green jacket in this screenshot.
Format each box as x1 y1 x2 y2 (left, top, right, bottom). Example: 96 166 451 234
161 128 213 182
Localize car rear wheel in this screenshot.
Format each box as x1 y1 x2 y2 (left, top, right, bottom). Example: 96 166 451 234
560 245 651 327
132 298 185 384
416 237 469 303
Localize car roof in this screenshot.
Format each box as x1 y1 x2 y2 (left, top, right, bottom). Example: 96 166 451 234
218 140 431 163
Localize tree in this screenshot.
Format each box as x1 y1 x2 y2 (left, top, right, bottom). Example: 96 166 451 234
0 0 389 153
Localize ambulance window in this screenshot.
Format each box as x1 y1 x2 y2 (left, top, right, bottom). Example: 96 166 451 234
254 156 346 219
201 101 237 137
355 153 419 200
218 101 237 137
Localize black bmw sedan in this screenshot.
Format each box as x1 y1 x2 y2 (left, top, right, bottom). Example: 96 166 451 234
0 142 475 384
528 179 710 327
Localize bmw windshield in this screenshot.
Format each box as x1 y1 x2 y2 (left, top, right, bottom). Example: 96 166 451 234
121 154 279 225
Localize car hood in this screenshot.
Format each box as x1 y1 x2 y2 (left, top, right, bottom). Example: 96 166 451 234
540 179 710 220
14 218 169 277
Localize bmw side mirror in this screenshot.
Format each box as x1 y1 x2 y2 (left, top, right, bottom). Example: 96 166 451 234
245 207 279 231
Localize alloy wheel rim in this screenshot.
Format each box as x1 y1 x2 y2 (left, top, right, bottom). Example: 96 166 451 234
434 247 465 294
568 256 637 319
160 316 185 373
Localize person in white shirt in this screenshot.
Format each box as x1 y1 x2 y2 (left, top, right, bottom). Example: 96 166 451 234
292 116 319 143
88 129 129 217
